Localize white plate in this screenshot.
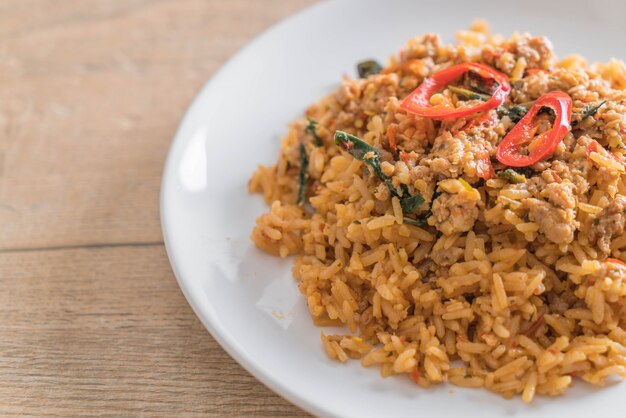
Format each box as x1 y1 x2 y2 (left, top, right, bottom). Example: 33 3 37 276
160 1 626 416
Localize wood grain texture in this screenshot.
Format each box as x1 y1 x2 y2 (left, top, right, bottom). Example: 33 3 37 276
0 1 316 415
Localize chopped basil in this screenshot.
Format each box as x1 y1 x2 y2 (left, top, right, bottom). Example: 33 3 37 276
334 130 396 195
515 167 536 178
297 143 309 206
404 189 439 227
400 194 425 214
357 59 383 78
305 118 323 147
498 168 527 184
334 130 424 212
506 105 528 123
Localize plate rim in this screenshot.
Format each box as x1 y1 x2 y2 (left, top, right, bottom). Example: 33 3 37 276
159 1 336 416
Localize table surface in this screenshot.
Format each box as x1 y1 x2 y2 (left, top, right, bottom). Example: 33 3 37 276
0 1 316 415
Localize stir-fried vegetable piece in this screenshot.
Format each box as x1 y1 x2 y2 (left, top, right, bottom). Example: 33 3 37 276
357 60 383 78
334 131 425 213
496 91 572 167
572 101 606 127
297 143 309 206
448 85 491 101
400 62 511 119
498 168 527 184
458 178 474 191
305 118 323 146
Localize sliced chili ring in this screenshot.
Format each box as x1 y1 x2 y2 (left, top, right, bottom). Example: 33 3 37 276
496 91 572 167
400 62 511 120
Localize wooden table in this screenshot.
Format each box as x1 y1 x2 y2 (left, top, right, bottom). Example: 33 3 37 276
0 1 316 415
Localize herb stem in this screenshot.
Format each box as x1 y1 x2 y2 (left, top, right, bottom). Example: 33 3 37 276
305 119 323 147
572 101 606 127
297 143 309 206
448 85 491 101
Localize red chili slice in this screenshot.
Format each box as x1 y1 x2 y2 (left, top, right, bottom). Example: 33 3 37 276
400 62 511 120
586 140 601 158
460 112 497 133
586 139 622 163
526 68 548 76
496 91 572 167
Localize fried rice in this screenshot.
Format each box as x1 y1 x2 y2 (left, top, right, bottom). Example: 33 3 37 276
248 21 626 401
